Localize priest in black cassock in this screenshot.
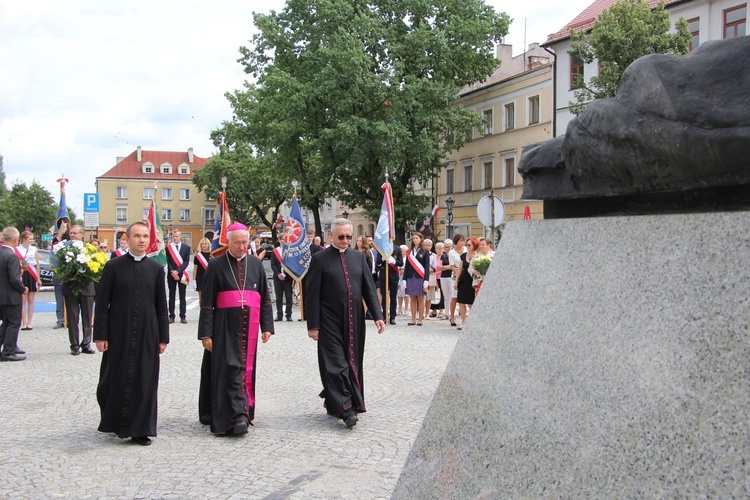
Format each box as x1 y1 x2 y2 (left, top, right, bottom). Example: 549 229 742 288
94 222 169 446
305 218 386 428
198 223 274 436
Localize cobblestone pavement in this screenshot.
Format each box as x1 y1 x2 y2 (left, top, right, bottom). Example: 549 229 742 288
0 290 459 498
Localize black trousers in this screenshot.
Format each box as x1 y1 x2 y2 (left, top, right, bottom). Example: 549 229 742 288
379 278 398 321
64 293 94 349
0 304 22 355
273 276 293 319
168 278 187 319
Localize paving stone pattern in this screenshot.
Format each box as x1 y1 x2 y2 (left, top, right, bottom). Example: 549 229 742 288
0 292 458 498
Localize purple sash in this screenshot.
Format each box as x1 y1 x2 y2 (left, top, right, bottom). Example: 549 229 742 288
216 290 261 410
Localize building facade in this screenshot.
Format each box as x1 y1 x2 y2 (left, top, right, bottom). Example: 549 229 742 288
546 0 747 137
435 44 553 242
95 146 214 250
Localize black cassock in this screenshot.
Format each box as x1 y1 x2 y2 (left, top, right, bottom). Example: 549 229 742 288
198 252 274 434
94 253 169 439
305 246 383 417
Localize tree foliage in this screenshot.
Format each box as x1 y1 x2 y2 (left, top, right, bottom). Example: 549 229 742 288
0 181 57 234
205 0 509 238
568 0 690 115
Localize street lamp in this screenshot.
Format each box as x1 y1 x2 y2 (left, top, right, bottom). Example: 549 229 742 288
445 196 455 239
342 210 349 219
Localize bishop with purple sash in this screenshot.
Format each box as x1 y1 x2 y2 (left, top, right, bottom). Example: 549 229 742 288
198 238 274 435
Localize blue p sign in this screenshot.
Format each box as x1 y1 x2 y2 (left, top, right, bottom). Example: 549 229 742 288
84 193 99 212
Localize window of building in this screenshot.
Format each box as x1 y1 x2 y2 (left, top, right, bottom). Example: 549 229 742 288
205 193 215 201
179 165 190 175
142 162 154 174
116 207 127 224
528 96 540 125
446 165 455 194
143 188 154 200
161 209 172 221
483 161 493 189
162 188 172 200
180 188 191 200
357 224 364 237
570 55 584 89
204 208 216 226
505 157 516 187
687 17 700 51
724 5 747 38
368 223 375 236
482 108 494 136
504 102 515 131
180 209 191 221
161 163 172 174
464 164 473 192
116 186 127 199
142 208 150 220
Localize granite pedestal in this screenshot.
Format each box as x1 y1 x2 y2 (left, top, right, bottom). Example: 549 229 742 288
394 212 750 497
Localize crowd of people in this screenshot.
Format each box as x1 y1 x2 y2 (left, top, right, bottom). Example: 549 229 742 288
1 218 494 445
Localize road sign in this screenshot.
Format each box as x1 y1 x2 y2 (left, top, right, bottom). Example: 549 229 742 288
445 212 454 224
84 212 100 227
41 233 52 242
83 193 99 212
476 195 505 228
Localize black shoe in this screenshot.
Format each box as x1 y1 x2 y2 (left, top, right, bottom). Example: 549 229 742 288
286 317 293 322
389 320 396 325
53 324 65 329
131 436 151 446
297 318 304 322
275 316 283 322
81 345 96 354
14 347 26 355
342 411 358 428
71 347 80 356
232 418 249 435
1 353 26 362
168 318 175 324
180 318 187 324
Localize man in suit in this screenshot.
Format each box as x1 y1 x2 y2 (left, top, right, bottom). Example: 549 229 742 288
375 246 403 326
63 225 96 355
0 227 28 361
166 230 191 324
270 246 293 321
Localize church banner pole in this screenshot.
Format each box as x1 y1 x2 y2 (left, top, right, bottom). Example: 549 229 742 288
298 278 305 320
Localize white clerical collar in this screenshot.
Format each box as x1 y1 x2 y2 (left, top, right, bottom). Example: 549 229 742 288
229 251 246 261
128 250 146 261
338 246 347 254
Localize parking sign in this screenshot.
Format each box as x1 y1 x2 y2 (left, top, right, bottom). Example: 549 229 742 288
84 193 99 212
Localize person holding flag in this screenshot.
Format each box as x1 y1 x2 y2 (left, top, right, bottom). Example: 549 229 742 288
51 176 70 330
372 180 401 325
270 243 293 321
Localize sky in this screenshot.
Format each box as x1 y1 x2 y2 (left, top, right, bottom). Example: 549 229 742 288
0 0 592 216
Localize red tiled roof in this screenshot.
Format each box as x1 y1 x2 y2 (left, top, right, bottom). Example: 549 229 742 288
97 148 211 180
544 0 685 45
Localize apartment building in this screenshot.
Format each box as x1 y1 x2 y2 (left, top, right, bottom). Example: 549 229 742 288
95 146 214 250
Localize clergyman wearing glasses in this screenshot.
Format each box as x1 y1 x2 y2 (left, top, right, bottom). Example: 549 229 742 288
304 218 385 429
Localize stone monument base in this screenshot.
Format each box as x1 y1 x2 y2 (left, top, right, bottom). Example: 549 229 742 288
393 212 750 497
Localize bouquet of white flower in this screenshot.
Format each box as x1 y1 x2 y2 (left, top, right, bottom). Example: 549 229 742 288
51 240 109 295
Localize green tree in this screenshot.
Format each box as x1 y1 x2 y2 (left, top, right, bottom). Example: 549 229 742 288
3 181 57 233
568 0 690 115
224 0 509 239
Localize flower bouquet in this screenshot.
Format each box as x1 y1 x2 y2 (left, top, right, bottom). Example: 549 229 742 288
472 255 492 277
51 240 109 295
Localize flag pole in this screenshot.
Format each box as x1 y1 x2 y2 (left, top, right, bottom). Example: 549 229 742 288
384 170 389 322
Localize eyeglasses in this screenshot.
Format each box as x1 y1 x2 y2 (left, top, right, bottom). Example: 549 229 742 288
99 246 108 250
337 234 353 241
